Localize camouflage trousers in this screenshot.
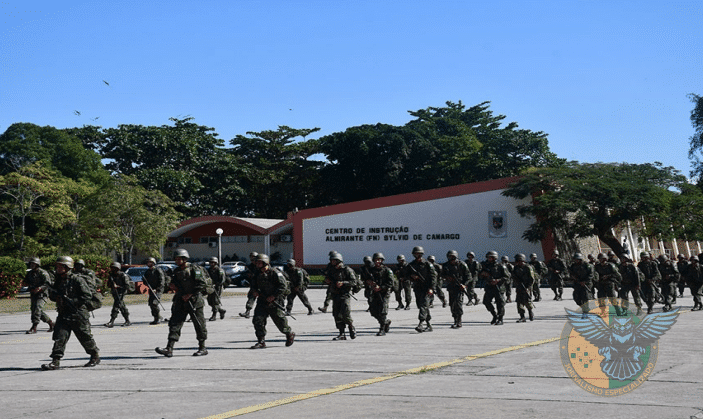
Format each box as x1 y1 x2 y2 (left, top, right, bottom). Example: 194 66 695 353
50 310 98 359
253 297 291 338
148 292 162 317
413 288 432 322
368 290 390 326
30 294 52 324
447 286 464 319
168 298 207 342
619 284 642 308
332 294 353 329
483 287 506 317
286 288 313 312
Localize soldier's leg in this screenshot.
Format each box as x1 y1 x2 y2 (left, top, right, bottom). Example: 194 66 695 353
49 317 72 360
191 304 207 342
483 291 498 324
285 293 295 313
167 303 188 343
298 290 314 313
73 315 99 356
435 284 446 306
394 286 404 309
404 281 413 308
495 292 506 324
268 304 292 335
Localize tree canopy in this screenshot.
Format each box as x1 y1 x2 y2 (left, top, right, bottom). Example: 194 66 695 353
688 93 703 183
502 161 685 257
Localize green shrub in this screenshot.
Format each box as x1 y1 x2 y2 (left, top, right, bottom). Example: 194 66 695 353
0 257 28 299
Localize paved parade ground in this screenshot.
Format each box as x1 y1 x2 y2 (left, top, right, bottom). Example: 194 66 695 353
1 288 702 419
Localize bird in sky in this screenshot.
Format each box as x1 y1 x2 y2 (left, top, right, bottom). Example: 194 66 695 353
73 110 81 116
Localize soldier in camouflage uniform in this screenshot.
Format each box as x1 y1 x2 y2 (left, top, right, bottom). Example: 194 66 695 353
594 253 622 314
685 256 703 311
657 254 679 312
405 246 436 332
464 252 481 306
638 252 662 314
512 254 535 322
394 254 412 310
427 255 447 308
42 256 99 370
249 254 295 349
143 257 166 324
155 248 209 357
206 257 227 321
104 262 131 328
359 256 374 311
441 250 470 328
74 259 101 291
502 255 514 303
327 252 358 340
619 256 643 315
529 253 547 302
546 251 567 301
365 253 395 336
24 257 54 334
318 251 337 313
480 251 510 325
284 259 314 315
568 253 595 309
676 254 690 299
239 252 259 318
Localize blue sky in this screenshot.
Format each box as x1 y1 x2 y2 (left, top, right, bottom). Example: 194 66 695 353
1 0 701 177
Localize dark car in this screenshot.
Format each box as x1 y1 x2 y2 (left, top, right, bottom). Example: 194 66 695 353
125 266 148 292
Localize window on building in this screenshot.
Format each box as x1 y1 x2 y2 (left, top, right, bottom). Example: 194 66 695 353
250 236 264 243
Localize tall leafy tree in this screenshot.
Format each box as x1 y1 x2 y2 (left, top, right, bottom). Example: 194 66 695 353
230 126 321 218
688 93 703 183
0 123 109 185
502 162 685 257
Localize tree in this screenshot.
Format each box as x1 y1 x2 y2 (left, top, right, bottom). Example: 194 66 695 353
82 175 181 264
99 117 240 216
230 126 321 218
688 93 703 183
0 123 109 185
502 162 685 257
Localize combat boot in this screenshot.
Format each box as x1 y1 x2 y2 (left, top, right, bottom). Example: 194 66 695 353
495 316 504 326
193 341 208 356
286 332 295 347
47 319 54 332
84 351 100 367
122 316 131 327
150 316 161 325
528 309 534 321
451 317 461 329
318 305 328 313
155 340 175 357
250 337 266 349
425 321 433 332
489 311 498 325
239 309 251 318
209 312 217 321
395 303 404 310
219 309 226 319
348 324 356 339
333 328 346 340
384 319 391 333
41 358 60 371
404 304 411 310
104 316 116 328
517 315 526 323
442 300 447 308
415 321 426 333
376 327 386 336
26 323 38 334
307 307 314 315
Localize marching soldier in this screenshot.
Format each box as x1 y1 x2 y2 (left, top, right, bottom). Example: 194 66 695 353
685 256 703 311
327 252 358 340
427 255 447 308
207 257 227 321
619 256 643 315
42 256 100 370
249 254 295 349
546 251 567 301
24 257 54 334
502 255 514 303
569 253 595 309
638 252 662 314
155 248 209 357
676 254 690 299
441 250 470 328
594 253 622 314
318 250 337 313
365 253 395 335
404 246 436 333
359 256 374 311
239 252 259 318
512 254 535 322
529 253 547 302
480 251 510 325
104 262 131 328
464 252 481 306
284 259 314 315
657 254 679 312
394 255 412 310
143 257 166 324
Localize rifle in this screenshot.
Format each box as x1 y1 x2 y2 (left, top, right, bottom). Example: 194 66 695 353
270 299 296 320
442 271 465 289
143 277 166 311
187 299 205 330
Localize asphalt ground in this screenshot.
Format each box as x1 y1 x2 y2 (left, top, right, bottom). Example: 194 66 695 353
1 288 702 419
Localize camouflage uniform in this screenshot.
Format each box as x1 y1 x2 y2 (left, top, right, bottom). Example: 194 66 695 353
684 258 703 310
45 267 99 368
464 255 481 305
638 257 662 314
167 262 208 346
546 255 567 300
441 256 470 327
676 256 690 298
394 259 412 310
143 265 166 323
25 265 54 332
619 260 643 313
511 260 535 321
405 253 437 331
502 257 514 303
207 264 227 320
594 259 622 299
284 264 314 315
106 268 130 326
366 257 395 335
74 264 101 291
529 256 547 302
569 259 595 307
657 258 679 311
480 254 510 325
251 265 293 345
428 258 447 308
240 260 258 318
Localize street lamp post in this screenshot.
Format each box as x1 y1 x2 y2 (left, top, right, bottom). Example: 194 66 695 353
216 228 223 264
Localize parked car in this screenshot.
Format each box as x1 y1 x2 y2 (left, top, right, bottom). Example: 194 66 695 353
223 262 249 288
125 266 148 292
